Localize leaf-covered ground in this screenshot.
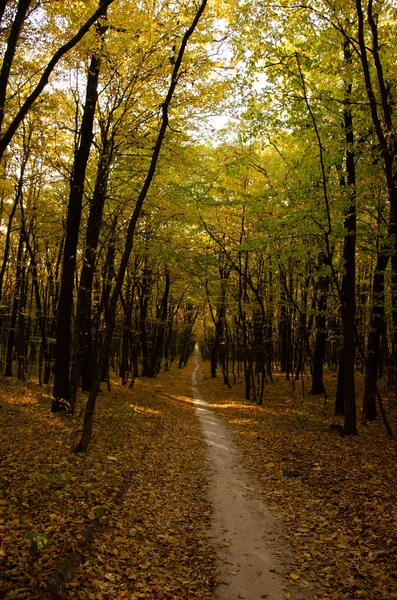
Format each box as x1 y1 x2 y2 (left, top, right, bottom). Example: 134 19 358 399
2 360 397 600
198 365 397 600
0 364 216 600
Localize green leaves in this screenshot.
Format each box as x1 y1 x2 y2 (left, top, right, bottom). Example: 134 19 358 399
24 530 50 555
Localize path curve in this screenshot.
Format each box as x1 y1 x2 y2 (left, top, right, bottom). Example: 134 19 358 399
192 357 287 600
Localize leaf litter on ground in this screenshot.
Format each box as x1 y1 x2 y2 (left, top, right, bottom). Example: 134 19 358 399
3 359 397 600
198 365 397 600
0 364 216 599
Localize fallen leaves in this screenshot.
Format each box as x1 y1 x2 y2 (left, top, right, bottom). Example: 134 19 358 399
199 367 397 600
0 366 216 599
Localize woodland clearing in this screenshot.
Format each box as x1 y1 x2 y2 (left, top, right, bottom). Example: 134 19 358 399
0 361 396 600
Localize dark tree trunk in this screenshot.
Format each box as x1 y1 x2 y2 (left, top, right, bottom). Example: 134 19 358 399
52 47 103 412
119 284 134 385
309 255 329 395
363 261 386 419
265 269 274 380
25 235 50 388
239 251 250 398
310 325 326 395
163 309 174 372
340 45 357 435
280 286 288 373
16 246 28 380
147 271 170 377
295 284 307 382
120 324 130 385
0 149 29 307
139 265 152 377
0 193 19 305
69 135 112 409
0 0 33 134
178 305 198 369
335 345 345 416
355 0 397 423
4 231 24 377
210 266 228 380
219 275 229 386
210 336 218 377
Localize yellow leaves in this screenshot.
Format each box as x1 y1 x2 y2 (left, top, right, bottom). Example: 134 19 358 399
49 512 63 522
289 572 301 582
157 533 177 543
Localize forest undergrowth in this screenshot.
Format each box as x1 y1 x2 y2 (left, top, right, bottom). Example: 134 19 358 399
199 364 397 600
0 363 216 600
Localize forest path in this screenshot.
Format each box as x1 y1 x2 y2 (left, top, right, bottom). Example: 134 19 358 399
192 353 289 600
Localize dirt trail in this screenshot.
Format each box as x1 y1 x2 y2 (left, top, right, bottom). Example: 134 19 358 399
192 356 290 600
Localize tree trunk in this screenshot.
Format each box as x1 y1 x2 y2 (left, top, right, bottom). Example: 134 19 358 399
309 257 329 395
363 261 386 419
69 134 113 409
0 0 33 134
4 231 24 377
340 46 357 435
355 0 397 421
52 43 103 411
139 265 152 377
147 271 170 377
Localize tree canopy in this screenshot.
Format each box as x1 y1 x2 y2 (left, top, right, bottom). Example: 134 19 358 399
0 0 396 444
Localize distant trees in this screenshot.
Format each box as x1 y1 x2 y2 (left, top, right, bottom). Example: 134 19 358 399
195 0 396 438
0 0 395 449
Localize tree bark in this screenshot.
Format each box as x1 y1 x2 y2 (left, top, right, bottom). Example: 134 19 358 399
69 131 113 410
147 271 170 377
335 40 357 433
309 255 329 395
52 41 103 411
354 0 397 419
4 230 24 376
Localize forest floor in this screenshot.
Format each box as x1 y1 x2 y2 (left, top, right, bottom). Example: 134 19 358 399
0 361 396 600
0 363 216 600
198 365 397 600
